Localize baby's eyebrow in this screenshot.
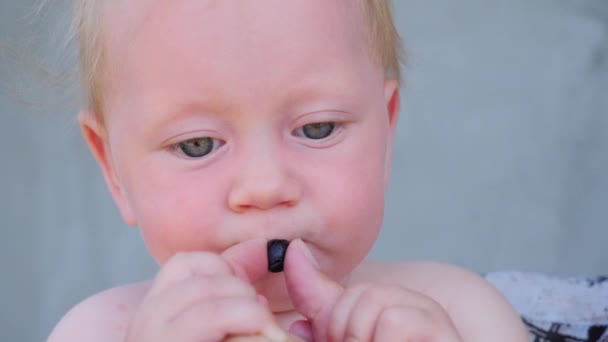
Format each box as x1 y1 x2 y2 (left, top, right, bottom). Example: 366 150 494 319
179 96 238 116
150 96 238 128
146 71 360 130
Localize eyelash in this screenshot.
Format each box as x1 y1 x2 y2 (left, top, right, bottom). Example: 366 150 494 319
292 122 341 141
169 121 343 159
170 137 225 159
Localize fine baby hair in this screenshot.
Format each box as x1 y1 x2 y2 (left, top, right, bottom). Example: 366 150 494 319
70 0 406 124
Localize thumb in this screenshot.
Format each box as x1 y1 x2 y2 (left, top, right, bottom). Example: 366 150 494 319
221 238 269 283
284 239 343 339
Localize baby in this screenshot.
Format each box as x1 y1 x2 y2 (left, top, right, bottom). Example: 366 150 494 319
48 0 529 341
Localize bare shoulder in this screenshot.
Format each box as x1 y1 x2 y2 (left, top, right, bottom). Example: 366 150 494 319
349 261 530 342
47 281 151 342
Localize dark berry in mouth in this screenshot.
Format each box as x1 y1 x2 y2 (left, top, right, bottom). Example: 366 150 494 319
267 239 290 273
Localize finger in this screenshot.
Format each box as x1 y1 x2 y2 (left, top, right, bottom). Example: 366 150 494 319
222 238 269 283
288 320 313 342
325 284 371 341
283 239 343 341
372 306 434 342
226 333 307 342
171 297 287 342
225 336 272 342
156 275 258 321
148 252 233 297
343 285 422 341
285 334 308 342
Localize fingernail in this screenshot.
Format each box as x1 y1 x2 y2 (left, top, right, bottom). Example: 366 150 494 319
296 239 319 269
256 294 269 307
262 324 288 342
289 320 313 342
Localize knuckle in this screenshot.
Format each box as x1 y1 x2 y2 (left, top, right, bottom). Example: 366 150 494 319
171 251 230 274
342 283 372 302
344 335 364 342
359 284 395 305
377 283 407 296
378 306 443 339
218 275 257 296
359 287 383 305
165 251 195 265
379 307 407 332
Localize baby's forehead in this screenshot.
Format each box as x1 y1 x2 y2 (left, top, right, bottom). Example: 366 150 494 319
102 0 369 68
100 0 382 106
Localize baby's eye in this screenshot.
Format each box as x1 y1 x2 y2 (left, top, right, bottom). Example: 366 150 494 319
177 137 223 158
294 122 336 140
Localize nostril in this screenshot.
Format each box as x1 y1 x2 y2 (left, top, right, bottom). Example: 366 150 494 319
237 204 253 211
227 178 302 212
280 199 297 207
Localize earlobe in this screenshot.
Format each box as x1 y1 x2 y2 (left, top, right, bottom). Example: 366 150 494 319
383 79 401 190
78 112 138 226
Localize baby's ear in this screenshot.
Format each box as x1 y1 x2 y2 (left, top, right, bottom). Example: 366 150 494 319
78 112 138 226
383 79 400 189
384 79 400 129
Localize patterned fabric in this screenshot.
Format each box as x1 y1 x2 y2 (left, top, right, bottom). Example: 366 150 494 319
485 272 608 342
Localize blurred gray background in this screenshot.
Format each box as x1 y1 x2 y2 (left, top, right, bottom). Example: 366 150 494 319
1 0 607 341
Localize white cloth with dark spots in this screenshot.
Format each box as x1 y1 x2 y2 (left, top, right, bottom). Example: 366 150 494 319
485 271 608 342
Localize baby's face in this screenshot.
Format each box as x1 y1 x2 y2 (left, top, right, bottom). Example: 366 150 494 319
100 0 399 309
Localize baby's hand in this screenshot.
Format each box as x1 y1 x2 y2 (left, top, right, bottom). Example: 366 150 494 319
125 239 287 342
284 239 463 342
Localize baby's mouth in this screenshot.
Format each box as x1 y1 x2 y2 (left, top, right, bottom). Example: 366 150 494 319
267 239 290 273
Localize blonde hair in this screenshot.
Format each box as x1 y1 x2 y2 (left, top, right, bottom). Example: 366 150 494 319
72 0 406 125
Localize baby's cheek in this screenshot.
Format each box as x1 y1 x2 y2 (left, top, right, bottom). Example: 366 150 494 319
134 185 226 264
316 173 385 276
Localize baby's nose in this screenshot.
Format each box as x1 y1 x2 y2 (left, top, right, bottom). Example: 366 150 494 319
227 155 301 212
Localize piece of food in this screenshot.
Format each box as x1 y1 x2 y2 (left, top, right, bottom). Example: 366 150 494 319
267 239 290 273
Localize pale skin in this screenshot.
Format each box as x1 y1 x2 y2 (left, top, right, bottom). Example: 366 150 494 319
48 0 530 341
